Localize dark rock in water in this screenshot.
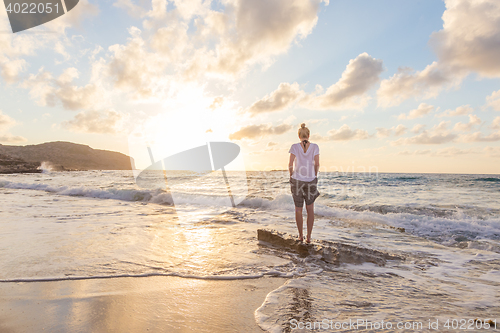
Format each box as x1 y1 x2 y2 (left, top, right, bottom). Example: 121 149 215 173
0 153 41 174
388 226 405 233
257 229 403 266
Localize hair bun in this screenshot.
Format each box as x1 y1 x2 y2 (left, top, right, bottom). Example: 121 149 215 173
301 123 306 128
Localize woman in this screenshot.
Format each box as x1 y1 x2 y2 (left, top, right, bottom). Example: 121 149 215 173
288 123 320 243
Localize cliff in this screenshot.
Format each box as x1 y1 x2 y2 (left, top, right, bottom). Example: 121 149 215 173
0 141 134 172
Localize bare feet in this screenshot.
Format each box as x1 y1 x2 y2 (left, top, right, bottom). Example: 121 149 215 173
306 237 311 243
298 235 304 242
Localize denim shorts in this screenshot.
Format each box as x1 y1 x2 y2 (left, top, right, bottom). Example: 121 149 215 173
290 177 320 208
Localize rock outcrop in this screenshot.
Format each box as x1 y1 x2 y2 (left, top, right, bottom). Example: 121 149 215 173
257 229 404 266
0 141 134 172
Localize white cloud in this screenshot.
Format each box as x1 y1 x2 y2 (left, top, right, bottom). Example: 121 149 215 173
0 110 17 131
460 131 500 142
379 0 500 107
453 114 482 131
62 110 124 134
411 124 426 134
486 90 500 111
22 68 102 111
0 134 27 143
397 149 431 156
376 127 391 138
229 123 293 140
438 105 473 117
377 62 463 107
434 121 450 133
398 103 435 120
245 82 303 115
391 128 456 145
0 111 26 143
432 147 478 157
430 0 500 78
203 0 326 76
393 124 407 136
302 53 384 110
313 124 369 141
246 53 383 113
484 146 500 158
0 0 98 84
113 0 148 18
492 116 500 130
375 124 406 138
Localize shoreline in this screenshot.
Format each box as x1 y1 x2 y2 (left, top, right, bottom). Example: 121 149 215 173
0 275 287 333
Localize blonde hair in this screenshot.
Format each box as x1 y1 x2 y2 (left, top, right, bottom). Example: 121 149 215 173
298 123 310 139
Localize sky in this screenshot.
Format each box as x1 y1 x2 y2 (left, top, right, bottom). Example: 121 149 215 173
0 0 499 174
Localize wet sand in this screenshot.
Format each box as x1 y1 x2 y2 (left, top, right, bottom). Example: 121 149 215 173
0 276 287 333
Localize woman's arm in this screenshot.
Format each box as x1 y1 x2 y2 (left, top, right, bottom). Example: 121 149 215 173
289 154 295 177
314 154 320 176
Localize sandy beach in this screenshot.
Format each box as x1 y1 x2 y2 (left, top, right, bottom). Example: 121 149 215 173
0 276 287 333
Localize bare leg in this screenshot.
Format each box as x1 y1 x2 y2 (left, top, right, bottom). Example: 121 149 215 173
305 203 314 243
295 206 304 241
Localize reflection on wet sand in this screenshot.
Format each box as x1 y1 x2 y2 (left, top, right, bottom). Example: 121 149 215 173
0 276 286 333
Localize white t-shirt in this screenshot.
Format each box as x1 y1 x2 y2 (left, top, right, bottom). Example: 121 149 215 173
289 142 319 182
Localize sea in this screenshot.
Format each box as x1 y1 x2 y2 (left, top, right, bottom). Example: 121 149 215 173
0 170 499 332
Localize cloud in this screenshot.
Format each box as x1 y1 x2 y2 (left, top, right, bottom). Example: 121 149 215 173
433 147 478 157
430 0 500 78
437 105 473 117
375 124 406 138
0 111 26 143
245 53 383 114
113 0 148 18
62 110 124 134
313 124 369 141
391 130 456 146
0 58 27 84
398 103 435 120
229 123 293 140
453 114 482 132
433 121 450 133
209 96 224 111
411 124 426 134
204 0 326 76
245 83 302 115
302 53 384 110
492 116 500 130
397 147 479 157
0 134 27 143
107 27 170 98
397 149 431 156
484 146 500 158
0 111 17 131
379 0 500 107
377 62 463 108
393 124 407 136
376 127 391 138
0 0 98 83
460 130 500 142
22 68 102 111
486 90 500 111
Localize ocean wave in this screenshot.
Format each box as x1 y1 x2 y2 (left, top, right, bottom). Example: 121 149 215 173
0 180 168 203
474 177 500 182
0 271 291 284
2 179 500 247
